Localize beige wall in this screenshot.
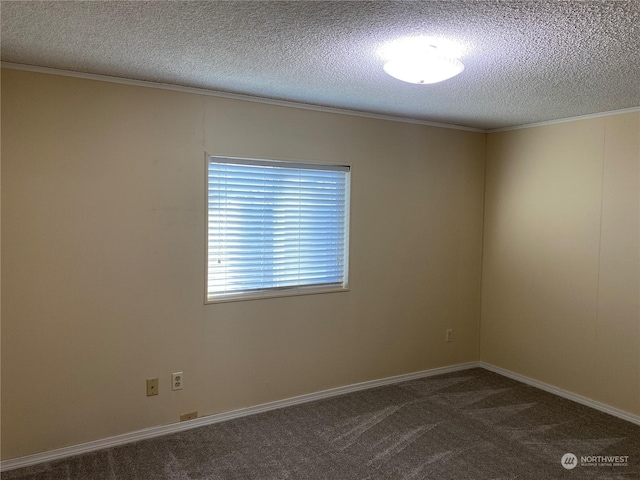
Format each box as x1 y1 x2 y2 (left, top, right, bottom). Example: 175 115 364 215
4 67 636 463
481 112 640 415
0 69 485 459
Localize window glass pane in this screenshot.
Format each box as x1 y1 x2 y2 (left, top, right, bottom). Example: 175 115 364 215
207 157 350 301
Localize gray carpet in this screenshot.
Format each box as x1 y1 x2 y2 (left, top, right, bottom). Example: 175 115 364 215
3 368 639 479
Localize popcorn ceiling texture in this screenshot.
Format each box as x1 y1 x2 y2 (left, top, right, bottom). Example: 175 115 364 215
2 1 639 130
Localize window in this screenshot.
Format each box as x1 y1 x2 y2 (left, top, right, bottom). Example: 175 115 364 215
206 156 350 302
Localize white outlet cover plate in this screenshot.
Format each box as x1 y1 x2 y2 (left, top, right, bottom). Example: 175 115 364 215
172 372 183 391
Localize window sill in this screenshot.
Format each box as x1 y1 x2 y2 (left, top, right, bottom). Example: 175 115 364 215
205 285 350 305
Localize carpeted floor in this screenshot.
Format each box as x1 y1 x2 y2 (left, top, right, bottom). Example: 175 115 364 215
3 368 639 479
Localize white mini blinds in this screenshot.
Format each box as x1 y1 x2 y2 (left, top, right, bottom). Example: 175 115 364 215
206 156 350 302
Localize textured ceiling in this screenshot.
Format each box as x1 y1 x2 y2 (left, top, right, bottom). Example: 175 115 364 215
2 1 639 130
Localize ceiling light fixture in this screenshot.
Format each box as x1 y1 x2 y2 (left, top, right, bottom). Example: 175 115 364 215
382 40 465 85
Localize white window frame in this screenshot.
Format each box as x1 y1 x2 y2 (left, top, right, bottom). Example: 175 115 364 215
205 154 350 303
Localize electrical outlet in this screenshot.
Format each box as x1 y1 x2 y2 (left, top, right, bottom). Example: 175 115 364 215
146 378 159 396
180 411 197 421
172 372 183 391
446 329 453 343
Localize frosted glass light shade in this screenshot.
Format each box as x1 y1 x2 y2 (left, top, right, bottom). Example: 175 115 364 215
383 54 464 84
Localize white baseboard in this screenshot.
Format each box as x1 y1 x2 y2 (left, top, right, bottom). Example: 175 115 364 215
5 361 637 472
0 361 479 472
479 362 640 426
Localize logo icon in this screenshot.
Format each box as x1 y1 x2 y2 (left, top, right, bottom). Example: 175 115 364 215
561 453 578 470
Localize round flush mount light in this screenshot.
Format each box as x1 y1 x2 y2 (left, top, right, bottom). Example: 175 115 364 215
383 53 464 84
381 38 466 85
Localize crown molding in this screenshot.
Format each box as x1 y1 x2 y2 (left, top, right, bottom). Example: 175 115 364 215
0 62 484 132
488 106 640 133
3 62 637 135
